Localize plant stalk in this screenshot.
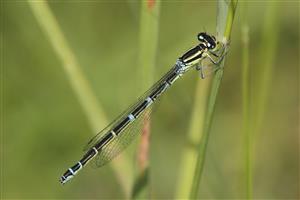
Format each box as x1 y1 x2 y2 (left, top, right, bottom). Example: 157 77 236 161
27 0 133 195
132 0 160 199
189 1 238 199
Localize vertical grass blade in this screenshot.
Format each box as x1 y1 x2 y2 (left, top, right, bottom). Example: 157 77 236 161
250 2 279 198
137 0 160 89
0 1 4 199
27 0 132 195
241 2 252 198
132 0 160 199
189 1 238 199
253 2 279 134
175 79 211 198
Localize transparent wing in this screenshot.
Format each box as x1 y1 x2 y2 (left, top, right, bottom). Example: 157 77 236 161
83 66 176 151
83 95 144 151
93 107 152 167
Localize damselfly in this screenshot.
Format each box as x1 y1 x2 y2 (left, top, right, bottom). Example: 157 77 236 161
60 32 228 184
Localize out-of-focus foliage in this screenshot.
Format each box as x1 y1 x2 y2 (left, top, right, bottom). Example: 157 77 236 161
1 1 299 199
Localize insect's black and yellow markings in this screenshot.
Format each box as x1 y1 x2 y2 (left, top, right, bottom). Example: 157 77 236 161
60 32 225 184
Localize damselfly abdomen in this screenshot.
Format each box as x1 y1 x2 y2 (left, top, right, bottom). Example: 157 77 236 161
59 32 227 184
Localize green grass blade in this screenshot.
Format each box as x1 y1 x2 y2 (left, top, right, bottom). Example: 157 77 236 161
27 1 107 132
0 1 4 199
189 1 238 199
175 79 211 198
137 0 160 90
241 2 252 198
250 3 279 198
131 168 149 199
27 0 133 195
132 0 160 199
253 2 279 134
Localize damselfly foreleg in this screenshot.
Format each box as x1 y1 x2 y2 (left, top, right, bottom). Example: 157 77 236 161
196 43 229 79
206 42 229 64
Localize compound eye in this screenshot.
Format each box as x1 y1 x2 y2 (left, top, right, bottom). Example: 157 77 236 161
197 32 206 42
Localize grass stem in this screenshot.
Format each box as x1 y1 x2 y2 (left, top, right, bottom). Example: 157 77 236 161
132 0 160 199
0 1 4 199
249 3 279 198
241 4 252 198
253 2 279 134
189 1 238 199
175 79 211 198
27 0 132 195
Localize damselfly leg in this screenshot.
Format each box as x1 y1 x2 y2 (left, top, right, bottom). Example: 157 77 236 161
197 63 221 79
196 42 229 79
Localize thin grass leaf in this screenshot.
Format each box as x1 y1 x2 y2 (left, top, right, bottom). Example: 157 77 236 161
249 3 279 198
0 1 4 199
240 2 252 199
131 168 149 199
189 1 238 199
27 0 133 195
131 0 160 199
252 2 279 135
175 79 211 198
137 0 160 89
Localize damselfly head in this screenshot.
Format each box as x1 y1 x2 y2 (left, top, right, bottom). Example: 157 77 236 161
197 32 217 50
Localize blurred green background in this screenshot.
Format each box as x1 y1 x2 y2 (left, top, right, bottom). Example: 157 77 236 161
2 0 299 199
